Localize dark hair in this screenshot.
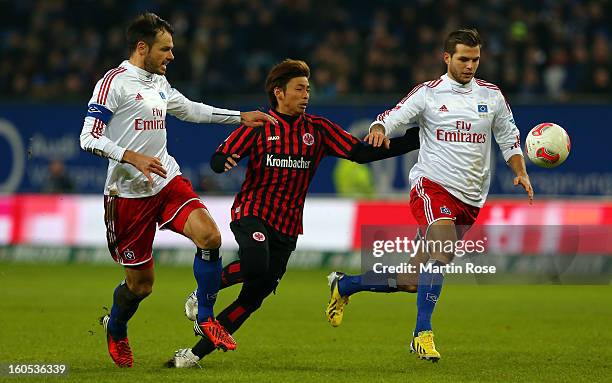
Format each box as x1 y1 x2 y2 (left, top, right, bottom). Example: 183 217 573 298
265 59 310 108
126 12 174 54
444 28 482 56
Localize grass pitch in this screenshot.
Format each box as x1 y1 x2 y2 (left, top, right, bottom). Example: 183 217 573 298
0 262 610 382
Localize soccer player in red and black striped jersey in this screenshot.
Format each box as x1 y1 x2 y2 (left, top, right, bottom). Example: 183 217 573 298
166 59 420 367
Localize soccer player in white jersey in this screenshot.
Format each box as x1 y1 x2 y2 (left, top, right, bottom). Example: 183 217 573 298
325 29 534 362
79 13 276 368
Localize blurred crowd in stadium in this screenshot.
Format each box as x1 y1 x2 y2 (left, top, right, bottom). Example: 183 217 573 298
1 0 610 102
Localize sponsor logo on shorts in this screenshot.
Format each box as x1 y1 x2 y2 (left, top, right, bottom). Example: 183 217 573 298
123 249 135 260
302 133 314 146
440 206 452 215
252 232 266 242
426 293 438 303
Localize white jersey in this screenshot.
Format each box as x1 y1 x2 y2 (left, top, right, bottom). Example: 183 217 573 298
372 74 522 207
79 60 241 198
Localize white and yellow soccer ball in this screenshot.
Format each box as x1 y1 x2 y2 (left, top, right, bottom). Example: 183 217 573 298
525 122 571 168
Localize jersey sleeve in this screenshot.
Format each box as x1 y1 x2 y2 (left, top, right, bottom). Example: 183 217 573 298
165 81 241 125
349 127 420 163
491 91 523 162
216 125 259 157
79 73 126 162
370 84 426 135
318 118 360 159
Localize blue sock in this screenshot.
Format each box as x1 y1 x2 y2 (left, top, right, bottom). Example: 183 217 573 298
338 270 397 297
108 281 144 339
194 248 222 323
414 260 445 336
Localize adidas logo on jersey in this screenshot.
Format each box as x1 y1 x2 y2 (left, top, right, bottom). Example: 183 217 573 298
439 105 448 112
135 93 143 101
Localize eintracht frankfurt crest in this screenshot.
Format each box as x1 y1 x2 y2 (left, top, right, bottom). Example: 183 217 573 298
302 133 314 146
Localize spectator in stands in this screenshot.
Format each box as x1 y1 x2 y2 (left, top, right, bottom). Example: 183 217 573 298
0 0 610 101
42 159 75 194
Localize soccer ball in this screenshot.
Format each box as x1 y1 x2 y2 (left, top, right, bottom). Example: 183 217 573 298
525 123 570 168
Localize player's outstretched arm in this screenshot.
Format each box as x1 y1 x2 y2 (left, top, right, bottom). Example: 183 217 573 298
507 154 534 204
210 153 241 173
122 150 168 183
350 128 420 164
166 86 277 127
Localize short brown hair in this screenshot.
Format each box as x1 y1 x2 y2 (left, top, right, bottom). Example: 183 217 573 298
126 12 174 55
265 59 310 108
444 28 482 56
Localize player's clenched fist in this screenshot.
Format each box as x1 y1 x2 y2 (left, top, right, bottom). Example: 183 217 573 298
224 154 240 172
122 149 167 183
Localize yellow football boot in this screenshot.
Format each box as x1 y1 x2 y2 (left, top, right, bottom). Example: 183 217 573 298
325 272 349 327
410 330 441 362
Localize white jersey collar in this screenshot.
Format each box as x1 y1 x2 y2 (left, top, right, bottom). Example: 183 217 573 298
443 73 474 93
122 60 155 82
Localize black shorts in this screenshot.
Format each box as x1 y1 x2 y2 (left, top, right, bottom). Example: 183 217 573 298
230 216 297 281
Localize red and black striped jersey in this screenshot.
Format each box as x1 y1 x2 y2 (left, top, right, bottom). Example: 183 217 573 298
216 109 360 237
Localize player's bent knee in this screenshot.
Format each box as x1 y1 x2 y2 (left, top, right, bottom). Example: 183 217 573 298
204 230 222 249
237 274 278 311
184 209 222 249
128 282 153 297
138 285 153 297
125 268 154 297
194 229 222 250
